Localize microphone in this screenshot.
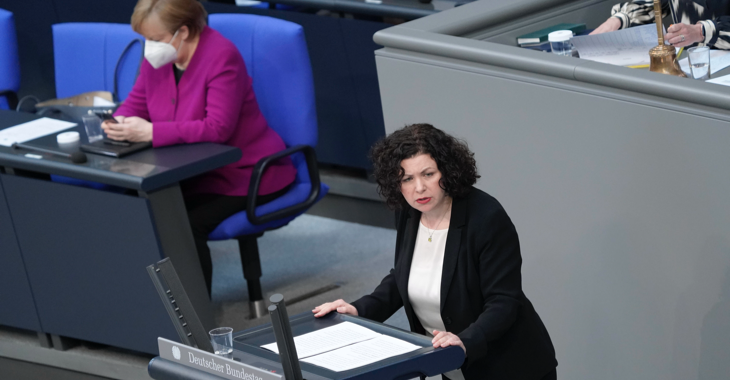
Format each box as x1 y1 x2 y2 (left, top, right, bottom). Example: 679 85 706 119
11 142 88 164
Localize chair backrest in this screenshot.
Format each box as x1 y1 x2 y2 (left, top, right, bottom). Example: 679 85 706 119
0 8 20 110
209 14 318 149
52 23 143 101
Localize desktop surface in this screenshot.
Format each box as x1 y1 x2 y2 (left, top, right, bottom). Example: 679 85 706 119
0 110 242 192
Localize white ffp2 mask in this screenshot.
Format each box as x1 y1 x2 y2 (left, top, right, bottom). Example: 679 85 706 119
144 30 180 69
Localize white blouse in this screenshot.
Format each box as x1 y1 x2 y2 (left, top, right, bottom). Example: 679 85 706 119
408 222 465 380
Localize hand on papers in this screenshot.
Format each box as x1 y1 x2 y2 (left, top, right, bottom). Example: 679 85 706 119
665 23 704 47
312 299 358 318
102 116 152 142
589 17 621 35
432 330 466 354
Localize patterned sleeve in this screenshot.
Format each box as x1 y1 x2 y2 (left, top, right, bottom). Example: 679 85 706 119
610 0 670 29
698 18 730 50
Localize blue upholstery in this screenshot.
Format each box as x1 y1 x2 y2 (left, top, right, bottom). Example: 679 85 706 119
52 23 143 191
53 23 143 101
0 9 20 110
208 14 328 240
248 3 297 10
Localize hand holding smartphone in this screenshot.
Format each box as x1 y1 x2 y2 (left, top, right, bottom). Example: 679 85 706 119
96 112 119 124
96 113 131 146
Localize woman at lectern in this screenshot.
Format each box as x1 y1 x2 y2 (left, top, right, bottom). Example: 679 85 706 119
101 0 296 296
590 0 730 49
313 124 557 380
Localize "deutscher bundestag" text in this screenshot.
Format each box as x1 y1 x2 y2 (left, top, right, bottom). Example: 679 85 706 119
188 352 264 380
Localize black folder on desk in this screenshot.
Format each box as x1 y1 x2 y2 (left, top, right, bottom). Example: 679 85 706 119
81 139 152 158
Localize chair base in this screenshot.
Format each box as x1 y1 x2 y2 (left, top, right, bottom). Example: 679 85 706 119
238 235 267 319
249 299 268 319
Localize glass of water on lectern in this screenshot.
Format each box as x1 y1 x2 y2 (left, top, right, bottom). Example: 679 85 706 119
209 327 234 357
688 46 711 80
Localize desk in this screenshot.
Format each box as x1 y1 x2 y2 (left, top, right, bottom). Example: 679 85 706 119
0 110 241 354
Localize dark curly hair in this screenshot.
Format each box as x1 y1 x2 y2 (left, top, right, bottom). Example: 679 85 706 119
370 123 479 209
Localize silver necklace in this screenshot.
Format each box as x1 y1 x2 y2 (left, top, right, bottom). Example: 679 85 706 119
423 208 448 243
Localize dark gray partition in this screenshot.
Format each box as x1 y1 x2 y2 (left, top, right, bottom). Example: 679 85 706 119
374 1 730 379
0 176 42 332
1 174 178 353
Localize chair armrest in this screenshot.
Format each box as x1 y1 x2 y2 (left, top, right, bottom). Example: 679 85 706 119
0 89 19 110
246 144 322 225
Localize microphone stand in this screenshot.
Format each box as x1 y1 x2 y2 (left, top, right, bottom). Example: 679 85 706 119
268 294 304 380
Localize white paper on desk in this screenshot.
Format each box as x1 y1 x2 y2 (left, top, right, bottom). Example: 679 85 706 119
260 321 380 359
92 96 116 106
0 117 76 146
678 50 730 76
235 0 262 5
571 24 669 66
301 335 421 372
706 73 730 86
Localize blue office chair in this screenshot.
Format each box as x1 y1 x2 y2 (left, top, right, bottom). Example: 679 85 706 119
238 2 297 10
53 23 144 102
51 23 144 190
0 8 20 110
208 14 329 317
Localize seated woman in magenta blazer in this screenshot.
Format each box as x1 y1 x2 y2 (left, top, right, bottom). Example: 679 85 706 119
103 0 296 296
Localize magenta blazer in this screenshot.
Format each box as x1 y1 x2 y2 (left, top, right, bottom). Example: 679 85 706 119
115 26 296 197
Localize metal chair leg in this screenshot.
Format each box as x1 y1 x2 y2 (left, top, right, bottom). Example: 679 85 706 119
237 235 267 318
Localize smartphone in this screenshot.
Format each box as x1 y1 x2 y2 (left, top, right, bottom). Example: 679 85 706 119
96 112 119 124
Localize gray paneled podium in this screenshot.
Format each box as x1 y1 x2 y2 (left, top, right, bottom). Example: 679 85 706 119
148 312 465 380
373 1 730 379
0 110 241 354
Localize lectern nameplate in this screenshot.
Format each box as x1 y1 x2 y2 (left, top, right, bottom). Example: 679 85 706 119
158 337 282 380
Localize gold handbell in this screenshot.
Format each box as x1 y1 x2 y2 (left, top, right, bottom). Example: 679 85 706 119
648 0 687 77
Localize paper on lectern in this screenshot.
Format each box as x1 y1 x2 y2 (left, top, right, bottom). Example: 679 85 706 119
261 321 380 359
301 335 420 372
260 321 421 372
570 24 671 67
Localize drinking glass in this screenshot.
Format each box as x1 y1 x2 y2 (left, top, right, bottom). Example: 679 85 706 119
209 327 234 356
81 114 104 143
548 30 573 57
688 46 711 80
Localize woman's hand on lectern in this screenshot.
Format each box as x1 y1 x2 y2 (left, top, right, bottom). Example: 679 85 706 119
312 299 358 318
589 17 621 35
432 330 466 355
665 23 704 47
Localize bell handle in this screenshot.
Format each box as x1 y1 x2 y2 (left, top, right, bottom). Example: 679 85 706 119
654 0 664 45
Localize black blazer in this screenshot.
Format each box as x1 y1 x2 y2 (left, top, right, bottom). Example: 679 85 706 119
351 187 557 380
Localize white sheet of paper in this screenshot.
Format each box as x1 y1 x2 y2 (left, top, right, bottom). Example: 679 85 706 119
260 322 381 359
93 96 116 106
706 73 730 86
571 24 668 66
0 117 76 146
235 0 262 5
301 335 421 372
678 50 730 76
